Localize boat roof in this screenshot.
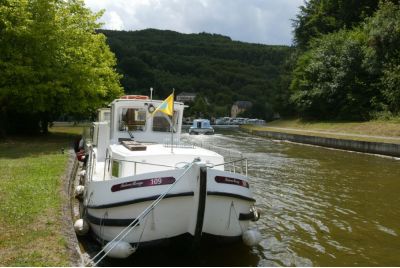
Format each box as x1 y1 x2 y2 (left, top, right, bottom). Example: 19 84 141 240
193 119 210 122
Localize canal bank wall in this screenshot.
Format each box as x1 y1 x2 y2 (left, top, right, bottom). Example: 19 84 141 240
241 127 400 157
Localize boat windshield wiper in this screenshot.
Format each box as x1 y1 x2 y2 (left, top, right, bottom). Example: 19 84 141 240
127 130 134 139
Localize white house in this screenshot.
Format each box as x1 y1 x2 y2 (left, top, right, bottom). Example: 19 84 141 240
231 101 252 118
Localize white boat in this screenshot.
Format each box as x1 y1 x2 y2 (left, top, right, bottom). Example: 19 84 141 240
77 94 260 261
189 119 214 135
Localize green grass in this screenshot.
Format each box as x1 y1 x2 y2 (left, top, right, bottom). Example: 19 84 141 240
0 126 83 266
242 119 400 144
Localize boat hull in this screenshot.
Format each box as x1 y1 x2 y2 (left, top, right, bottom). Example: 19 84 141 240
82 164 256 247
189 128 214 135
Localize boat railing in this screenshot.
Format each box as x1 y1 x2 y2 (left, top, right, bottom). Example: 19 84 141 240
212 158 248 176
86 144 95 182
162 138 195 148
88 139 248 181
101 157 178 180
98 156 247 180
188 141 248 175
162 139 248 175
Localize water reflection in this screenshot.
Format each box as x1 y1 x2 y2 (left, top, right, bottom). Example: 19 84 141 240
84 129 400 266
183 130 400 266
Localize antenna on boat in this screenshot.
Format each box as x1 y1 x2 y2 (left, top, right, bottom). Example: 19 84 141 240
150 87 153 101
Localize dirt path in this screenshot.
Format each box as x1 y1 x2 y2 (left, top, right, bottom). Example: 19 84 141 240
60 150 84 266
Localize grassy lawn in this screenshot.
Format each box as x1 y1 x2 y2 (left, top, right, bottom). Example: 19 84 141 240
243 118 400 143
0 126 83 266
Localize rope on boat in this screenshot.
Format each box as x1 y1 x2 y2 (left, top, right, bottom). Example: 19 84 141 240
87 158 199 266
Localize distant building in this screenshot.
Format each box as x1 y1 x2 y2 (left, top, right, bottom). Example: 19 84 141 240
176 92 197 103
231 101 252 118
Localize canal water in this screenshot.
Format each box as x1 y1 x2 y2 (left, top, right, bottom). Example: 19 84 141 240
85 129 400 266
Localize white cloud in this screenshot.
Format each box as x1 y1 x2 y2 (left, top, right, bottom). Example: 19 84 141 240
104 11 124 30
84 0 303 45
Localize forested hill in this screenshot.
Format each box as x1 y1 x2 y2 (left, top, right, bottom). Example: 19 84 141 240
99 29 293 118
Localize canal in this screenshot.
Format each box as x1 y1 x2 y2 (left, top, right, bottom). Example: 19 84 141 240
87 129 400 266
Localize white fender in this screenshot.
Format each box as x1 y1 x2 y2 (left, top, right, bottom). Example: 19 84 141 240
103 241 136 258
242 229 262 246
74 219 89 236
74 185 85 197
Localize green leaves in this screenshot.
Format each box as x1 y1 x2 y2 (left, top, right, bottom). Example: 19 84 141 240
0 0 122 134
293 0 383 49
290 1 400 120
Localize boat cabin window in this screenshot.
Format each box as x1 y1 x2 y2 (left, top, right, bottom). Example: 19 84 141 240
112 160 120 178
119 108 146 131
152 111 178 133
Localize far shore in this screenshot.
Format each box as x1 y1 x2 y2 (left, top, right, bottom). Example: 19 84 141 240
241 119 400 157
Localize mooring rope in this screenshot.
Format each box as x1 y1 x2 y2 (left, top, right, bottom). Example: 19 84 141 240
87 159 199 266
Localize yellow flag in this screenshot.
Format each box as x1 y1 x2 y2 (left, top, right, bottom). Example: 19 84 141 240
152 92 174 116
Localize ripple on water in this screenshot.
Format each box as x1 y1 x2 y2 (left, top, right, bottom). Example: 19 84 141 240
101 130 400 267
376 224 398 236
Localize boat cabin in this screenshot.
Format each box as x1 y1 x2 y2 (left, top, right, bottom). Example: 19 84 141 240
90 95 188 167
192 119 212 129
109 96 185 144
189 119 214 135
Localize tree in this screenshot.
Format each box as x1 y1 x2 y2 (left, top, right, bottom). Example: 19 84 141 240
185 95 211 118
363 1 400 115
292 0 396 49
290 1 400 120
0 0 123 135
290 29 373 120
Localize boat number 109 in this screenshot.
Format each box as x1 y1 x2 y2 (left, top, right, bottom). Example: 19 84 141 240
151 178 162 185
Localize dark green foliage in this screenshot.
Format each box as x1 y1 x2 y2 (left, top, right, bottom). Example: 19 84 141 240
364 2 400 114
290 0 400 120
291 30 372 120
0 0 123 136
185 95 212 118
100 29 293 119
292 0 395 49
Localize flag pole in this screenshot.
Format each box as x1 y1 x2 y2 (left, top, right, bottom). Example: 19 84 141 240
170 89 175 153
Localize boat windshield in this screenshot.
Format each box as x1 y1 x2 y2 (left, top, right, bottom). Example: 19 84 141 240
119 108 147 131
152 111 178 133
192 120 211 128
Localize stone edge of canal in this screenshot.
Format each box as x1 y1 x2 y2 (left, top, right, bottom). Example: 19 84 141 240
240 126 400 158
64 151 90 267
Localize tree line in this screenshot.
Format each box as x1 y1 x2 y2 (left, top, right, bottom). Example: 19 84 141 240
99 29 293 120
290 0 400 120
2 0 398 137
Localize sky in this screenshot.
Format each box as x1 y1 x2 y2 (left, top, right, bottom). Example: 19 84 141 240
84 0 304 46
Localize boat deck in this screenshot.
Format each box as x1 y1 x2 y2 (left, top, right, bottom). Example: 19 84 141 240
92 143 225 181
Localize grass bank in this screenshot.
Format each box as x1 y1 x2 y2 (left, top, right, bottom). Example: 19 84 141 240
0 126 82 266
244 119 400 144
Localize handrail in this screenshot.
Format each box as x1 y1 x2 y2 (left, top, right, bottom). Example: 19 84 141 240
213 157 248 176
86 145 95 182
188 141 244 160
212 158 247 168
105 157 176 169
